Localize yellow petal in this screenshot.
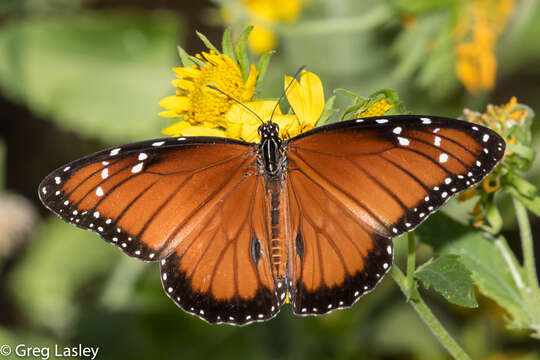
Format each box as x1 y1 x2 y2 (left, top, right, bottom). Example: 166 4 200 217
161 120 190 136
180 125 227 137
172 79 195 92
272 114 299 139
240 123 261 143
159 96 190 112
285 70 324 129
242 64 259 100
158 110 181 118
173 66 201 78
225 100 280 126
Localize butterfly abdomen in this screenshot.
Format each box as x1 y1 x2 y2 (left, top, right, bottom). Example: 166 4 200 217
266 181 287 281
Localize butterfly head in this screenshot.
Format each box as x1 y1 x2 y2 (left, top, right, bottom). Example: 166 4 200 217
258 122 280 141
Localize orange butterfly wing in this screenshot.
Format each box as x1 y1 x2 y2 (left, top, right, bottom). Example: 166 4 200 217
39 137 285 325
285 115 505 315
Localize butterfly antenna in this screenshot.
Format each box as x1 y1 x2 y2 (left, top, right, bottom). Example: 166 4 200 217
206 85 264 125
269 65 306 123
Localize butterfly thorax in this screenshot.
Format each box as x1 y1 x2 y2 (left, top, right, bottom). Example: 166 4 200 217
257 122 287 181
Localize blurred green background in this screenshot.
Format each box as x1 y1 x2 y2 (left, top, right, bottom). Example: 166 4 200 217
0 0 539 359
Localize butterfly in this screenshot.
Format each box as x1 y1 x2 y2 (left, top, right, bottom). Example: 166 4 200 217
38 114 505 325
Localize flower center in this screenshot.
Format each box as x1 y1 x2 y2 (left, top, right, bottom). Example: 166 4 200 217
189 55 247 126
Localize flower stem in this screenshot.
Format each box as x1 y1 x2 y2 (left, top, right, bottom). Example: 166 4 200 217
512 197 540 330
406 232 416 296
513 197 540 297
391 266 472 360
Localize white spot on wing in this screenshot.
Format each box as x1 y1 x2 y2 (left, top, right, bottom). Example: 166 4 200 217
483 134 490 142
101 168 109 179
397 137 410 146
110 148 121 156
376 119 388 124
138 153 148 161
421 117 431 124
434 136 441 146
96 186 104 197
439 153 448 163
152 141 165 147
131 163 143 173
393 127 402 134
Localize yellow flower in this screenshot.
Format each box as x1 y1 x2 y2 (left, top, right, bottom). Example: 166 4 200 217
357 98 394 118
454 0 516 94
248 26 277 55
221 0 302 54
220 70 325 142
159 51 258 136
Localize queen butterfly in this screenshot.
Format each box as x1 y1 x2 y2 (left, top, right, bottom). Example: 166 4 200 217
38 114 505 325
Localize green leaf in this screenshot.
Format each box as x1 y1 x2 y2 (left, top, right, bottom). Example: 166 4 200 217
196 30 220 53
415 255 478 308
334 88 361 100
506 186 540 216
177 46 205 67
234 25 253 81
483 202 503 234
507 144 534 162
504 173 538 198
177 45 196 67
255 50 274 83
417 213 531 330
221 27 236 61
317 95 338 126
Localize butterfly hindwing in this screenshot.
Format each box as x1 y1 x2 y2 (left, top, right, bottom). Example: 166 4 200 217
161 174 286 325
285 115 505 314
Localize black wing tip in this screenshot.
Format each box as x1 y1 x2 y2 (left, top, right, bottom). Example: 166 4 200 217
160 253 282 326
290 236 394 317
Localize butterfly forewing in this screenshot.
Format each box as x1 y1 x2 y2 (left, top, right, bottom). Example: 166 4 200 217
285 115 505 314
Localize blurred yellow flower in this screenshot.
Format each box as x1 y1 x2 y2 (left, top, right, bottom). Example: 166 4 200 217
159 51 258 136
454 0 516 94
222 0 302 54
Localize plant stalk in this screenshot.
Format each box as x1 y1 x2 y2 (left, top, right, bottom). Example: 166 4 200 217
406 232 416 295
513 198 540 298
391 266 472 360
